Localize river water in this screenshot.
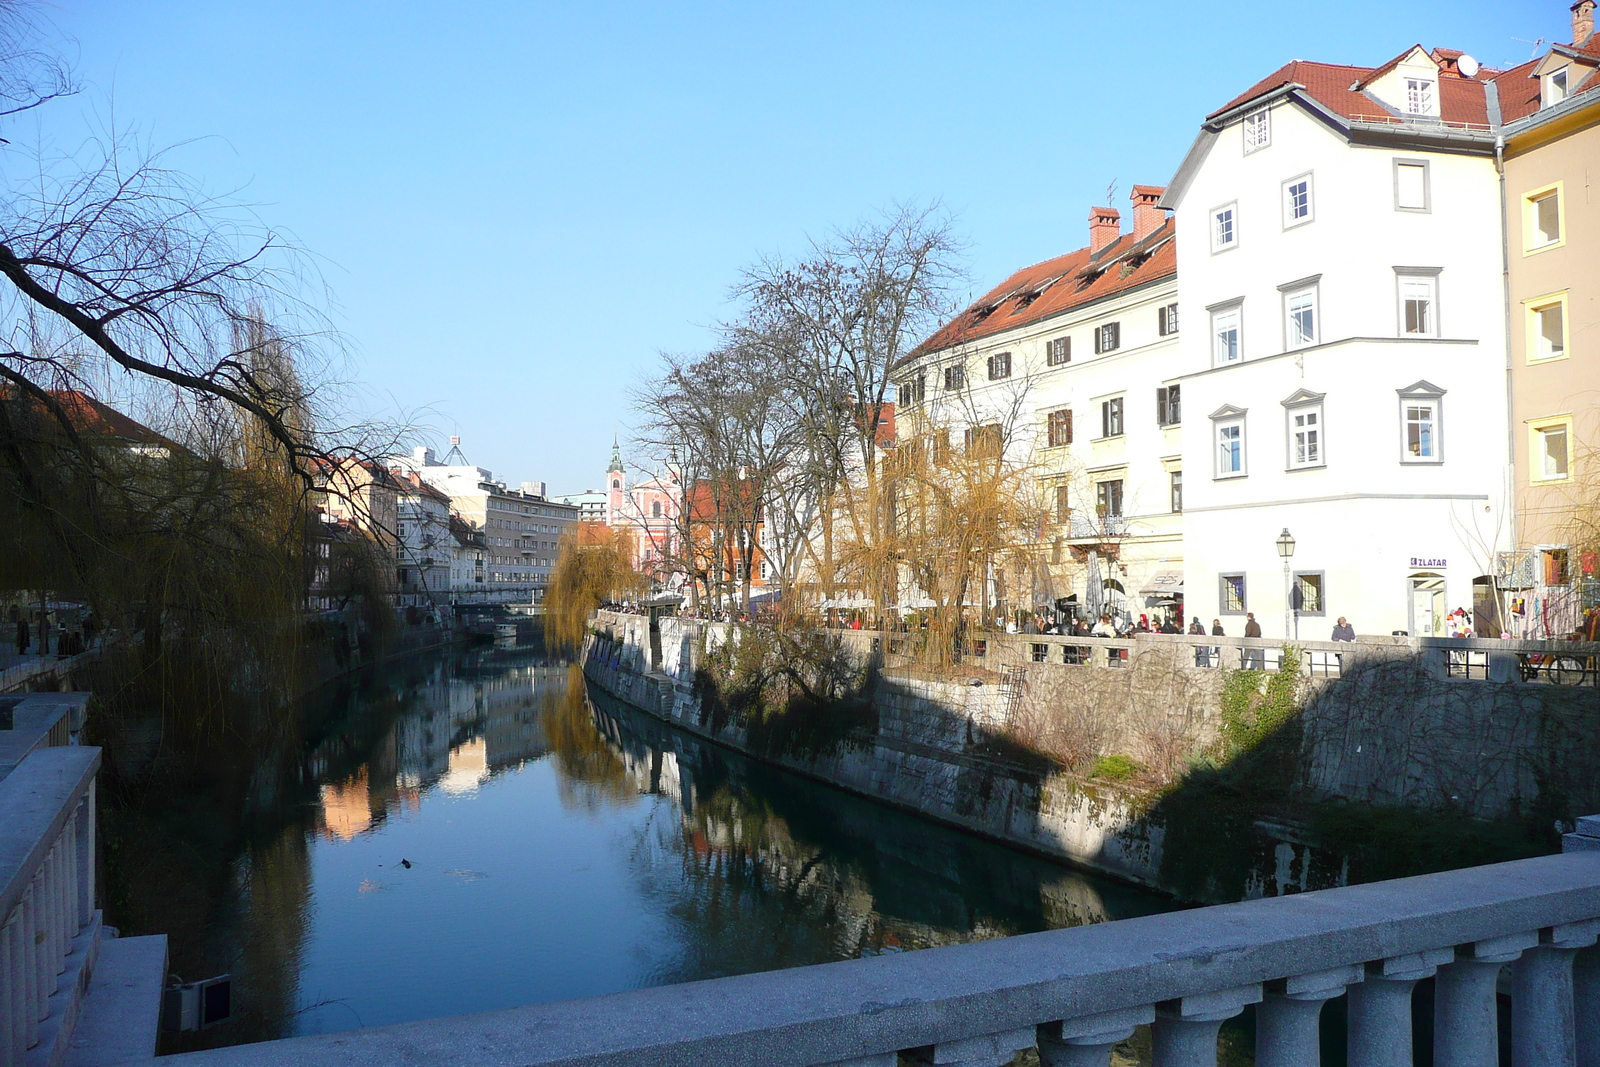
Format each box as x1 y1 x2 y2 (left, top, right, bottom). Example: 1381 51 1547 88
124 643 1212 1057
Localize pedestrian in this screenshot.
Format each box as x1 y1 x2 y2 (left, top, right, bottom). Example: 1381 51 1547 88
1331 617 1355 642
14 613 28 657
1244 612 1264 670
37 612 50 657
1188 616 1209 665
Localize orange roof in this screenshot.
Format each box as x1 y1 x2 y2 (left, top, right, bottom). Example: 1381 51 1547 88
909 218 1175 361
1207 52 1494 129
2 388 184 452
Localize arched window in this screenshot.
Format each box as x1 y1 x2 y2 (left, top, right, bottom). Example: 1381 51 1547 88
612 479 620 489
652 501 662 518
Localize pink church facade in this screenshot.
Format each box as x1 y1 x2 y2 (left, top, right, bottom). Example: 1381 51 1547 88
605 440 683 589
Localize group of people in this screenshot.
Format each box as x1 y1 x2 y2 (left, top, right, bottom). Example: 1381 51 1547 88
9 605 97 660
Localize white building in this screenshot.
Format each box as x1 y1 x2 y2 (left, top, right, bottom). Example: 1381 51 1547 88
895 188 1183 625
1162 47 1515 638
393 471 453 614
390 444 580 604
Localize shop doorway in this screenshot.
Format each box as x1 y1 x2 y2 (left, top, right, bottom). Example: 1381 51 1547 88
1409 573 1445 636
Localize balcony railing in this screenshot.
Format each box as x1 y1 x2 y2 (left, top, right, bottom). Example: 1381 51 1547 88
1068 514 1129 539
156 826 1600 1067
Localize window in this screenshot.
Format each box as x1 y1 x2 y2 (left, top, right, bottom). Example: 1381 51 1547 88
1243 109 1270 152
1046 336 1071 366
1396 382 1445 464
1158 303 1179 335
1211 202 1238 252
1211 305 1242 365
987 351 1012 380
897 374 925 406
1054 484 1072 524
1394 160 1429 212
1546 68 1570 108
1096 479 1123 518
1396 271 1439 337
1047 408 1073 447
964 422 1002 457
1526 294 1568 363
1404 77 1435 115
611 479 620 489
1287 402 1323 469
651 501 662 518
1170 470 1183 513
1532 419 1572 482
1213 407 1247 478
1544 548 1570 586
1100 397 1124 438
1157 385 1181 426
1094 322 1121 353
943 364 965 391
1220 573 1247 614
1525 186 1563 250
1282 174 1313 227
1292 572 1325 615
1283 283 1318 348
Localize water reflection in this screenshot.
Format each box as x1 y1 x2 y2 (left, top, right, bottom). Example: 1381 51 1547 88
139 647 1177 1054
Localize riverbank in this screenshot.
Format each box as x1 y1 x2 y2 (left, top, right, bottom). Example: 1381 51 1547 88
584 611 1582 902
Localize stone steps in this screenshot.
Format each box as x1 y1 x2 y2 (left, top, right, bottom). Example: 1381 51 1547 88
63 933 167 1067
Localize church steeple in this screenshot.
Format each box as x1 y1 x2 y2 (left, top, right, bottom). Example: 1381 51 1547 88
607 432 624 474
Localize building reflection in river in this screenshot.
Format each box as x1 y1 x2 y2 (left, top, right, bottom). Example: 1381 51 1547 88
139 647 1175 1054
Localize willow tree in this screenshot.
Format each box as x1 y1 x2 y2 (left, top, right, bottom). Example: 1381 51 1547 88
546 523 647 653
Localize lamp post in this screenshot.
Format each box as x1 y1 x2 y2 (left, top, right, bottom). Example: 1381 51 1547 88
1276 528 1296 641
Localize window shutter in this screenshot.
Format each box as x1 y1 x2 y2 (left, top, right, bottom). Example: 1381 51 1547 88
1111 322 1121 349
1066 409 1073 443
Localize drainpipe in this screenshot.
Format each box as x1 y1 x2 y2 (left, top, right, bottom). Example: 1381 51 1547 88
1495 133 1515 633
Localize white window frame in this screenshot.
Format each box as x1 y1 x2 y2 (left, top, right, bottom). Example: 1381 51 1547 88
1546 68 1570 108
1243 109 1271 153
1530 416 1574 483
1525 292 1569 363
1524 183 1565 253
1211 405 1248 479
1211 201 1238 253
1278 275 1320 350
1210 300 1243 366
1395 268 1441 338
1394 158 1430 213
1404 77 1435 115
1282 172 1313 228
1397 381 1446 465
1100 396 1125 439
1283 390 1326 471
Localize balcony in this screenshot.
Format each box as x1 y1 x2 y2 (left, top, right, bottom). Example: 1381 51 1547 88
1068 514 1129 540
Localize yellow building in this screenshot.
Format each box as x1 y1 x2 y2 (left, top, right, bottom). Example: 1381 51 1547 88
1502 4 1600 636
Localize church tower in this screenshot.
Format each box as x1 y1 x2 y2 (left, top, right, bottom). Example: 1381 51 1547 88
606 433 626 527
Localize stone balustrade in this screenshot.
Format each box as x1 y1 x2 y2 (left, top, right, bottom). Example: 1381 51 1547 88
159 826 1600 1067
0 744 100 1066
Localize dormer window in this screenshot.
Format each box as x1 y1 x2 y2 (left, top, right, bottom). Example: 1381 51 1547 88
1243 109 1270 153
1404 78 1435 115
1546 68 1570 108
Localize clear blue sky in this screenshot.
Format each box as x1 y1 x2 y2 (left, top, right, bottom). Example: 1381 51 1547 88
40 1 1563 492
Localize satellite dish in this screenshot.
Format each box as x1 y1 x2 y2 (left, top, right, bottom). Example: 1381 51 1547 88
1458 54 1480 77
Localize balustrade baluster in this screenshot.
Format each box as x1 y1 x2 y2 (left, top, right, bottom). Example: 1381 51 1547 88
1256 964 1362 1067
2 911 18 1065
1348 949 1452 1067
1153 984 1261 1067
1576 945 1599 1067
1038 1005 1153 1066
1435 932 1535 1067
20 884 39 1049
913 1026 1036 1066
1513 919 1600 1067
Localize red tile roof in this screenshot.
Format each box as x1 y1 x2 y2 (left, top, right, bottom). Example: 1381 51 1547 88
1 388 184 452
1493 58 1546 123
909 219 1176 362
1207 51 1495 129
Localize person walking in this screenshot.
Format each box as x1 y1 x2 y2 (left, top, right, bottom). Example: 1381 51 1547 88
1210 618 1225 668
1243 612 1264 670
1331 617 1355 641
1187 616 1208 665
13 612 28 657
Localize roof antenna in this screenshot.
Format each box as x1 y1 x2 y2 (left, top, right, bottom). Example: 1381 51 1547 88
442 435 469 465
1511 36 1547 60
1105 179 1119 205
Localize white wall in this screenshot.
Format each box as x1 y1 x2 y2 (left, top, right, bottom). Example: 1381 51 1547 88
1170 99 1510 637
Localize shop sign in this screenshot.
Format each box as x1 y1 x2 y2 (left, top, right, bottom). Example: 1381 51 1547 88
1409 556 1447 568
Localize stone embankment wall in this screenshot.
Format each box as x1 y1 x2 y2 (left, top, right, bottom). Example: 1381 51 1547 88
586 612 1600 897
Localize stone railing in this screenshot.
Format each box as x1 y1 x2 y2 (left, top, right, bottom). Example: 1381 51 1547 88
0 744 100 1066
159 828 1600 1067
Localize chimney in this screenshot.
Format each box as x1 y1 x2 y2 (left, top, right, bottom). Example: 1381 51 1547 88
1576 0 1596 45
1088 206 1122 254
1130 185 1168 241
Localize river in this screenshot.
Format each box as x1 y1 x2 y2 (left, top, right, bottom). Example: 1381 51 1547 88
114 643 1259 1060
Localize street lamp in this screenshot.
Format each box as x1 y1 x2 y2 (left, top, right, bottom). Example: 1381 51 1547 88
1276 528 1296 640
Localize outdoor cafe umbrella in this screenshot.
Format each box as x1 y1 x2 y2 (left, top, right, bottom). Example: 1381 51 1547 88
1083 552 1104 620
